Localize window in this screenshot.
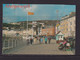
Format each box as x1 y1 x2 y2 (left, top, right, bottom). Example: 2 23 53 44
42 27 45 29
70 22 72 25
67 28 68 31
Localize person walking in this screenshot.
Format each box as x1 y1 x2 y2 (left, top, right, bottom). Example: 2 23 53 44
30 38 33 45
40 37 43 44
48 37 51 44
45 36 47 44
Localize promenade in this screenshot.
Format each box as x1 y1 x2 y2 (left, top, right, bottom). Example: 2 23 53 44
4 39 74 55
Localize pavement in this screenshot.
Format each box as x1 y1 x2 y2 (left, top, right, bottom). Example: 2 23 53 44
3 39 75 55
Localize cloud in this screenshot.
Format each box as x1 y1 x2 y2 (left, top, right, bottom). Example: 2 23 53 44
24 5 37 12
3 17 11 23
3 17 17 23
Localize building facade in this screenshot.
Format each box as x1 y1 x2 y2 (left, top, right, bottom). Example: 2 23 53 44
59 12 76 38
55 23 60 34
41 25 55 36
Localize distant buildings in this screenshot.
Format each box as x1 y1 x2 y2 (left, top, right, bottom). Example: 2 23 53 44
3 14 76 38
9 22 20 25
41 26 55 36
39 20 59 36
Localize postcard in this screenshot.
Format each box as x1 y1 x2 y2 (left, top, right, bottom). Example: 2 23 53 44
2 4 76 55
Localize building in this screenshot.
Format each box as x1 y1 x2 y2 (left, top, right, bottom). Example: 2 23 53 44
3 27 9 30
40 21 56 36
56 31 64 41
41 26 55 36
9 22 20 25
59 12 76 38
55 23 60 34
39 20 60 36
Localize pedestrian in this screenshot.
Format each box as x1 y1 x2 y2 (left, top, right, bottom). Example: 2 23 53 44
45 36 47 44
30 38 33 44
39 37 41 44
36 37 38 40
26 36 29 45
48 37 51 44
40 37 43 44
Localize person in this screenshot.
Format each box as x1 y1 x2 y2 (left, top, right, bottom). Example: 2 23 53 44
40 37 43 44
26 36 29 45
36 37 38 40
48 37 51 44
45 36 47 44
30 38 33 44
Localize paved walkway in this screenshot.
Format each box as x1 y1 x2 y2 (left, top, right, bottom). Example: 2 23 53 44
4 39 74 55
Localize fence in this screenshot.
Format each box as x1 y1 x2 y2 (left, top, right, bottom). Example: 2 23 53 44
2 36 26 53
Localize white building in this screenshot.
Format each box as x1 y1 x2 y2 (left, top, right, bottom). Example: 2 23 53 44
59 12 76 38
67 16 76 37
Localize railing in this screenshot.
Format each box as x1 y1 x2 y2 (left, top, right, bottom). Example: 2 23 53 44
2 36 25 53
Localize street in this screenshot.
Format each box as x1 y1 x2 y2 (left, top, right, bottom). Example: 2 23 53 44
5 39 74 55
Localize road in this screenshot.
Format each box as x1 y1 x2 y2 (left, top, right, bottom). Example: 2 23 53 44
4 39 74 55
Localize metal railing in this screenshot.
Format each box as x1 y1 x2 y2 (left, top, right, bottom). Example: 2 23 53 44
2 36 25 53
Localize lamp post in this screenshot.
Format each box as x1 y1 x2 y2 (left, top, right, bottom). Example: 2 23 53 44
56 10 59 34
27 11 29 36
56 10 59 23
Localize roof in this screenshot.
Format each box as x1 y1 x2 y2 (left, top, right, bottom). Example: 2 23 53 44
56 31 63 35
56 31 61 34
61 12 76 21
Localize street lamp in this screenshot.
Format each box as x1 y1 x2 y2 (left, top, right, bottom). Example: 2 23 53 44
56 10 59 23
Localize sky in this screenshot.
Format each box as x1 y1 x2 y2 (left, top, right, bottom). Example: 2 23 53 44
3 4 76 23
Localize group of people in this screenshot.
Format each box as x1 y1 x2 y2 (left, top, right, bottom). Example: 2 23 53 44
39 36 51 44
26 36 52 45
26 38 33 45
